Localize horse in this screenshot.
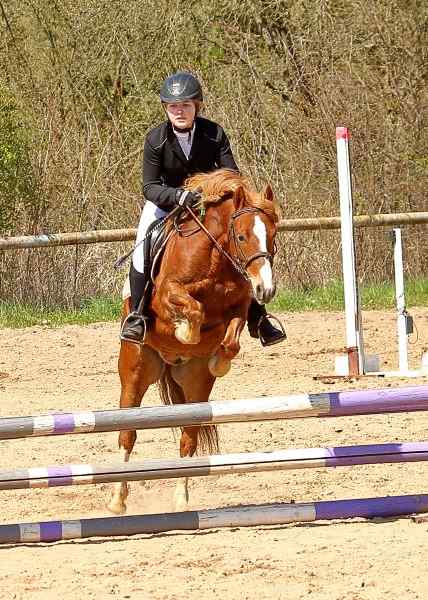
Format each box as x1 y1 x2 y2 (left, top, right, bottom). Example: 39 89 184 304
108 168 279 514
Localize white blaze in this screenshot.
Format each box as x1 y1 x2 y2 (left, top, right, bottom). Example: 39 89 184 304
253 216 273 291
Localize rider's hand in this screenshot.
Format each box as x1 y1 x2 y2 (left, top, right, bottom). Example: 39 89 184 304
175 189 201 209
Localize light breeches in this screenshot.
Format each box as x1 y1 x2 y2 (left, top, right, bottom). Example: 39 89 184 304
132 201 169 273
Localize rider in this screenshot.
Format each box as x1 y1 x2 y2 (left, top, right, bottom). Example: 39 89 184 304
121 71 286 347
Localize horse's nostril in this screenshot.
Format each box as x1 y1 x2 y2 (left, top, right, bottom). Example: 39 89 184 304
262 284 276 304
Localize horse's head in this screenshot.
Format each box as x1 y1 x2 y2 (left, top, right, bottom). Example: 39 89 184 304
228 183 278 304
185 169 280 304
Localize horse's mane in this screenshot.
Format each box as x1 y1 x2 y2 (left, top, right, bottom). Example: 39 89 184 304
184 169 279 222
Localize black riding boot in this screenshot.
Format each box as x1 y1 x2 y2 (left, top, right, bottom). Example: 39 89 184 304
247 300 286 346
120 264 149 343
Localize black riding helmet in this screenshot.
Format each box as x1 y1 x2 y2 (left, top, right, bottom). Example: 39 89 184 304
160 71 203 103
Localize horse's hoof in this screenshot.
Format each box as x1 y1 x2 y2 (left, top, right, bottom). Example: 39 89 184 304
208 355 231 378
107 499 127 515
174 319 200 345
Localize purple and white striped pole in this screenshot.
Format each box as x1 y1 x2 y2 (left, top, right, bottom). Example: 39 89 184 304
1 494 427 544
1 385 428 440
0 441 427 491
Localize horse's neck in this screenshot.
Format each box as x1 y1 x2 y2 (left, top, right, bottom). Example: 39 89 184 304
160 208 236 283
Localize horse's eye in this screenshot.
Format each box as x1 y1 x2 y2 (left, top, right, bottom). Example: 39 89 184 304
238 234 246 242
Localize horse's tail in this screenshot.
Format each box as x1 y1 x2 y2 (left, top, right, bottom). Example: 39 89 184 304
158 367 219 455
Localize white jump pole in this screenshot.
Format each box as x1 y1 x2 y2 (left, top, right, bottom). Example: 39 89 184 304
393 228 409 373
336 127 365 375
369 228 423 378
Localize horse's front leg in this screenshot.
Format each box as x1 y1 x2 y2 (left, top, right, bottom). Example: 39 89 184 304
208 316 246 377
108 341 164 514
162 280 204 345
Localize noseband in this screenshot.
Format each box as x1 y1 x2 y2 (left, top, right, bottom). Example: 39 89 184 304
185 204 275 281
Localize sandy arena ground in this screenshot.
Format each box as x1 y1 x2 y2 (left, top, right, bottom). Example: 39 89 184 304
1 309 428 600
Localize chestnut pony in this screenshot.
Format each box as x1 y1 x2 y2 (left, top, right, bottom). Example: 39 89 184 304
108 169 279 514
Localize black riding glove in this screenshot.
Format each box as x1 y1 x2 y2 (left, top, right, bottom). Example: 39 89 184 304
175 189 201 209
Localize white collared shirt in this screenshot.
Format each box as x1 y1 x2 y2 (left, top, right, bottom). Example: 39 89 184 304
174 123 195 159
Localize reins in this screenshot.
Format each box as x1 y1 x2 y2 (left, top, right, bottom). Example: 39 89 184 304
185 205 251 281
114 196 275 282
184 204 274 281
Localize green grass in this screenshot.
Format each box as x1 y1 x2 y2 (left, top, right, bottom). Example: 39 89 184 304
270 278 428 312
1 278 428 328
0 296 122 329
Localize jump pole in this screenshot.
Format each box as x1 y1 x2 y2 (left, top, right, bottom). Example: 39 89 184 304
2 213 428 250
373 228 422 378
336 126 365 375
394 228 409 371
1 441 428 491
335 130 425 378
1 494 427 544
2 385 428 441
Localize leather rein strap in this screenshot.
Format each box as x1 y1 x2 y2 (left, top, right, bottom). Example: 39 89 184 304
184 205 274 281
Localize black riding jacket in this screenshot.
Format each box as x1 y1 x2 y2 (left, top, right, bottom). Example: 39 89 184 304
142 116 238 211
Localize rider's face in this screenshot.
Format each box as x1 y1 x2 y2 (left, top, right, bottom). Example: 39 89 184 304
165 101 196 129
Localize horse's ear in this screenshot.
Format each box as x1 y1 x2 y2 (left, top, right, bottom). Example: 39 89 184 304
233 186 246 211
264 183 274 202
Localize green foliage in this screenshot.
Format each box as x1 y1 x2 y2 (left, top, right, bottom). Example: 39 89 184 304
0 0 427 304
0 94 39 233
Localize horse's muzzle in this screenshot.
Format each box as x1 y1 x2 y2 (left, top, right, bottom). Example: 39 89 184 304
250 258 276 304
254 281 276 304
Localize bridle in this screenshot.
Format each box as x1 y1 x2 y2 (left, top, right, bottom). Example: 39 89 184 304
184 204 275 282
229 206 275 269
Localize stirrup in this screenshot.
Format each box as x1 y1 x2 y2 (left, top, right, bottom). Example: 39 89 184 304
257 313 287 347
120 311 149 346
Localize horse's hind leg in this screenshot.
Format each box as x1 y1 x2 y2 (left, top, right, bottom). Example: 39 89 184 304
172 426 199 512
108 343 164 514
170 359 216 511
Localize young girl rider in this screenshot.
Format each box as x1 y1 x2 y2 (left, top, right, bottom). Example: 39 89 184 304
121 71 286 347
